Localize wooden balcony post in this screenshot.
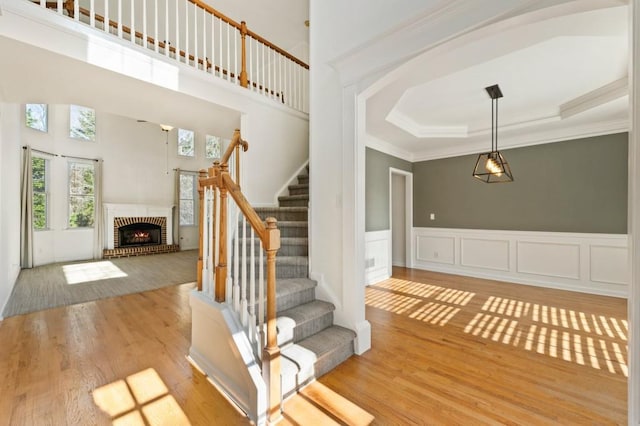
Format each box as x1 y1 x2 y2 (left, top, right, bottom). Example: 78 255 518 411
215 163 229 302
240 21 248 88
262 217 281 422
197 169 209 291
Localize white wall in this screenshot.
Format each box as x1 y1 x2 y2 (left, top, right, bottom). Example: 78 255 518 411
20 104 235 265
0 2 309 206
413 227 628 298
0 5 309 265
0 104 22 319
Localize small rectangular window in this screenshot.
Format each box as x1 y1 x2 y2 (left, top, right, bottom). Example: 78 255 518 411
26 104 48 132
68 162 95 228
179 172 197 226
32 156 49 230
205 135 221 159
178 128 195 157
70 105 96 141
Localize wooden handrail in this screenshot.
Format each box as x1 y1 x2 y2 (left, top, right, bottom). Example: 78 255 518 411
220 129 249 165
189 0 309 69
198 130 281 421
32 0 309 87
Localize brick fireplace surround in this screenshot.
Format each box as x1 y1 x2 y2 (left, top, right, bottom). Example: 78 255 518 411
103 203 179 259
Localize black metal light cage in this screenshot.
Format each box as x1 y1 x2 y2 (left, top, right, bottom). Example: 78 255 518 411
472 84 514 183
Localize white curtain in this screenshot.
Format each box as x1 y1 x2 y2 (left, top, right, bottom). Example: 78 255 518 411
173 168 181 246
20 146 34 268
93 159 104 259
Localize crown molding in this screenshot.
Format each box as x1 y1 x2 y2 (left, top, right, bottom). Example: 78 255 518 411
560 76 628 119
412 119 629 162
385 109 468 138
364 134 414 162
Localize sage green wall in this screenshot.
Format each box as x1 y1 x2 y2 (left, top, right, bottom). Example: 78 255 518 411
366 148 412 231
413 133 628 233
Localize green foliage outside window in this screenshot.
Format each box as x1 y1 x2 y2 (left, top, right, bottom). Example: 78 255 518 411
178 129 195 157
205 135 221 159
32 157 48 230
68 162 95 228
26 104 48 132
179 173 196 225
70 105 96 141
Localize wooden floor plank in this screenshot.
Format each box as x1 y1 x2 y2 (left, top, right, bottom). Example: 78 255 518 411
0 267 627 425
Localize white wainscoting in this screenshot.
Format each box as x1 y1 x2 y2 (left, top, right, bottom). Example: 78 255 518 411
365 230 391 285
412 227 628 298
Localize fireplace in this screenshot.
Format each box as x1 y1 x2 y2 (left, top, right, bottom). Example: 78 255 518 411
113 216 167 248
103 204 179 259
118 222 161 247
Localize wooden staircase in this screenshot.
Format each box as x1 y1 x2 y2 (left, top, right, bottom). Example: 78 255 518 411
194 133 359 423
254 166 356 397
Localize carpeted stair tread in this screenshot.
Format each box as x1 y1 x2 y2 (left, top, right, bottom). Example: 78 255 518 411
254 207 308 222
278 194 310 201
277 300 335 345
283 326 356 382
275 277 316 298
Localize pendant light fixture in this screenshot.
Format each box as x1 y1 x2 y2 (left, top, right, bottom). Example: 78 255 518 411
160 124 173 175
472 84 514 183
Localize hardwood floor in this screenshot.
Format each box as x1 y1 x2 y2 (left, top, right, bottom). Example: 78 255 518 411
0 268 627 425
319 267 628 425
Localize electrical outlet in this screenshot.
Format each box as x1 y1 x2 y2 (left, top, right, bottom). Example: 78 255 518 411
433 251 439 259
430 213 435 220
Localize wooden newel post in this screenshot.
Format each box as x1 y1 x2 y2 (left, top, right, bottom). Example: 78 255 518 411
197 169 208 291
240 21 248 88
262 217 281 422
215 163 229 302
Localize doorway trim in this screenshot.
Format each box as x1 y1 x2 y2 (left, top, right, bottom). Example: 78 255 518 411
389 167 413 274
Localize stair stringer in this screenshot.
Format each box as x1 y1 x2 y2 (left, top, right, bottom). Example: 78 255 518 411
189 291 267 426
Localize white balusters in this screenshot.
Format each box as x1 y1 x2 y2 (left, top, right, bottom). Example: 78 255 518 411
117 0 122 38
164 0 169 57
202 187 215 297
37 0 308 112
153 0 158 52
129 1 135 44
89 0 95 27
249 226 257 348
240 215 248 324
258 241 265 357
201 6 206 70
104 0 109 33
174 0 179 61
233 210 240 311
184 0 189 65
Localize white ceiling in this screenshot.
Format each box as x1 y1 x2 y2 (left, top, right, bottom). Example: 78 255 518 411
366 4 630 161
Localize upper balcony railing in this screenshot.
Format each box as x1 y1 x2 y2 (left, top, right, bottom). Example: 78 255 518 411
30 0 310 114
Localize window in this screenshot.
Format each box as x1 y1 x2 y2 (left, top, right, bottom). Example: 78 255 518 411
32 157 49 230
68 162 95 228
178 128 195 157
25 104 48 132
70 105 96 141
205 135 221 159
179 172 197 226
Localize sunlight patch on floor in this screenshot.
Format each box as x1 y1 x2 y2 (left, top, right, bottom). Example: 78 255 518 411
366 278 473 326
63 261 128 284
465 298 629 376
92 368 191 425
